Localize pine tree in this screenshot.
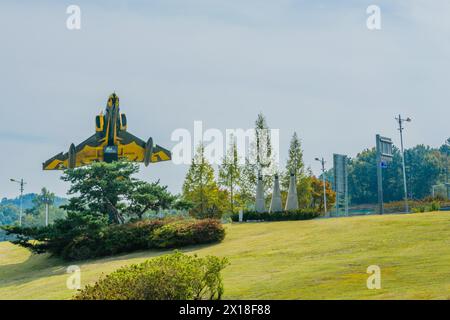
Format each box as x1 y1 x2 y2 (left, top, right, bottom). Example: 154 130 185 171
61 161 176 224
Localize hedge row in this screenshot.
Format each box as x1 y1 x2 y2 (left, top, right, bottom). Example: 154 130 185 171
5 217 225 261
74 251 228 300
65 218 225 260
230 210 320 222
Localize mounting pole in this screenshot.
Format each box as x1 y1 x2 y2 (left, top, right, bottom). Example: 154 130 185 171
396 115 410 213
10 178 26 226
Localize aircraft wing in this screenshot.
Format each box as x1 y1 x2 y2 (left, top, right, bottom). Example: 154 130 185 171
118 131 172 163
42 134 105 170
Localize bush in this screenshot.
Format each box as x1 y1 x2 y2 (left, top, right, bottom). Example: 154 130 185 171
60 219 166 260
149 219 225 248
3 211 109 257
101 219 166 255
62 235 102 261
74 251 228 300
411 201 441 213
230 209 320 222
4 215 226 261
430 201 441 211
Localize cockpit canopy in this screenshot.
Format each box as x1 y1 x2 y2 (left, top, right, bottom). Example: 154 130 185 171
107 93 119 108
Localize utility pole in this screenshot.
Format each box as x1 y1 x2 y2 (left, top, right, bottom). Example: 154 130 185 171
446 138 450 200
345 157 349 216
395 115 411 213
10 178 26 226
45 202 49 226
43 193 52 227
432 185 437 199
315 157 327 216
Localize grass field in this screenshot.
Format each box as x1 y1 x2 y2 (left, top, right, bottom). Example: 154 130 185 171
1 211 450 300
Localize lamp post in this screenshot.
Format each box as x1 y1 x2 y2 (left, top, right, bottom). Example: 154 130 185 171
395 115 411 213
315 157 327 216
10 178 26 226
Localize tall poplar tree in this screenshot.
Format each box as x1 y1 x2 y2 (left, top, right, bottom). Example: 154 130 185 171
183 143 226 218
282 132 305 189
219 137 242 214
239 113 276 207
281 132 313 208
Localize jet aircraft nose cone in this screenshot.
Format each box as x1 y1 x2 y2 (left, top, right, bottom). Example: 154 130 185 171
107 92 119 107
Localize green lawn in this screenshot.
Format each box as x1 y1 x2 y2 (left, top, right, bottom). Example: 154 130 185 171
1 212 450 300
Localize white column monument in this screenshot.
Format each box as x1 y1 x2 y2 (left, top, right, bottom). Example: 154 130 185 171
255 172 266 213
285 172 299 211
269 174 283 213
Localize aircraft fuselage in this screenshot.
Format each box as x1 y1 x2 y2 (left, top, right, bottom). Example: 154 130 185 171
95 93 127 162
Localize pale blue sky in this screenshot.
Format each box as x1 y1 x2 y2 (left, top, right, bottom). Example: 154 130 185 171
1 1 449 198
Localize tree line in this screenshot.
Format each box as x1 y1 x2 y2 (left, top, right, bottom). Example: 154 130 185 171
182 114 449 216
182 113 335 218
343 141 449 205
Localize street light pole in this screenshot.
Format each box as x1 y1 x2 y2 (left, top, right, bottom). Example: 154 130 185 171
395 115 411 213
10 178 26 226
315 157 327 216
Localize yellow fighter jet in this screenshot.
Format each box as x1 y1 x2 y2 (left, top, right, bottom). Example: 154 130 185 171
43 93 171 170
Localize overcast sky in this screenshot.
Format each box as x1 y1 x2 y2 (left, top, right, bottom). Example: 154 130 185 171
1 0 449 198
